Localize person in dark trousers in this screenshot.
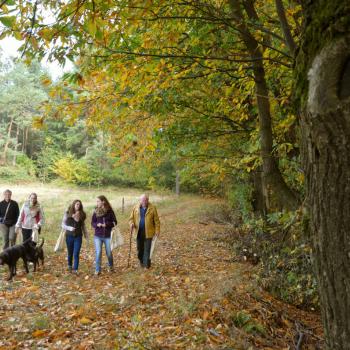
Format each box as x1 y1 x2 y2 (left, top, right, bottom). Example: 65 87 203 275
91 195 117 275
129 194 160 269
62 199 88 274
0 189 20 250
16 193 45 242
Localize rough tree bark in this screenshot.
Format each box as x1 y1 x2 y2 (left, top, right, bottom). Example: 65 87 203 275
298 1 350 347
250 167 267 217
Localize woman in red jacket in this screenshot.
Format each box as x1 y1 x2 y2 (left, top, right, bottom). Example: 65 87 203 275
16 193 45 242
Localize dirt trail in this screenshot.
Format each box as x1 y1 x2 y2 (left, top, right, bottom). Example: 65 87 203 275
0 197 323 349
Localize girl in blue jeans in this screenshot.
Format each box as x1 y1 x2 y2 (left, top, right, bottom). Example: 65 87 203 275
91 195 117 275
62 200 88 274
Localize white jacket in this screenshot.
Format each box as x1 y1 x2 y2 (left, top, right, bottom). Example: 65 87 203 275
16 201 45 230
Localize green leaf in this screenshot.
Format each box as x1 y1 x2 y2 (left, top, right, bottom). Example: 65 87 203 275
0 16 16 28
13 31 22 40
233 311 251 327
87 18 96 37
95 28 103 41
243 322 266 336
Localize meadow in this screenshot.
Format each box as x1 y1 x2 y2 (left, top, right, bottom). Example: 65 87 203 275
0 182 169 250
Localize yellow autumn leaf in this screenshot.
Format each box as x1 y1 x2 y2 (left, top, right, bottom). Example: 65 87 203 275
32 330 47 338
79 317 93 324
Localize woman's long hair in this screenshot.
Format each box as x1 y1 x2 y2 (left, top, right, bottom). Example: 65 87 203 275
97 195 113 212
68 199 86 221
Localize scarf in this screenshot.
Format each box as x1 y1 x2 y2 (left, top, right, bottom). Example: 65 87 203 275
95 207 108 217
26 200 41 218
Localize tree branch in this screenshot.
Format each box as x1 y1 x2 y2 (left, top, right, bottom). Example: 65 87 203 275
275 0 297 55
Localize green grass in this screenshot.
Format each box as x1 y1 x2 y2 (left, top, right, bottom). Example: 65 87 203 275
31 314 52 330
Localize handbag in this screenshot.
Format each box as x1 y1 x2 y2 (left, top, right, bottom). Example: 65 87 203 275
111 226 124 250
0 202 11 224
150 235 158 259
54 230 66 252
17 228 23 244
32 228 39 243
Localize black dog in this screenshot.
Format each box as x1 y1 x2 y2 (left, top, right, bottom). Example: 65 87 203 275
0 242 30 280
35 238 45 266
26 239 45 271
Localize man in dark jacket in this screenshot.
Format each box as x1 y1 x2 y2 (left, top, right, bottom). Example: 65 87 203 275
0 189 20 250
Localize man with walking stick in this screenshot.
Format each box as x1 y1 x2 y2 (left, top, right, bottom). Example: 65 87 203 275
128 194 160 269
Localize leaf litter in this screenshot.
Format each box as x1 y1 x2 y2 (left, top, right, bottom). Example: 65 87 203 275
0 198 324 349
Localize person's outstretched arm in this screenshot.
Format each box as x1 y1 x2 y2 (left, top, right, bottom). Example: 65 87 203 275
91 212 98 229
61 212 74 232
128 207 135 229
15 204 25 228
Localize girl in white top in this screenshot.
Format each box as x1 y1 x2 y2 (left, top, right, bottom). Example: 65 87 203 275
16 193 45 241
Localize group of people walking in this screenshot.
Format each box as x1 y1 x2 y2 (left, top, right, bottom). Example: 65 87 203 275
0 190 44 248
0 189 160 275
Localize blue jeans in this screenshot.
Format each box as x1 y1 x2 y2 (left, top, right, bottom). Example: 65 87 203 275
94 236 113 272
66 234 82 271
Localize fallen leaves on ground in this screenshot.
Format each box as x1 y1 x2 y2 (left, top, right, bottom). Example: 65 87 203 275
0 198 324 349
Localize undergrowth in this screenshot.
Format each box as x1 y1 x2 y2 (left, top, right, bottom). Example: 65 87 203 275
207 204 319 311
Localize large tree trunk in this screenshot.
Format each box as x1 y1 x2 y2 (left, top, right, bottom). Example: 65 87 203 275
299 1 350 345
230 0 299 211
250 167 267 216
254 66 299 210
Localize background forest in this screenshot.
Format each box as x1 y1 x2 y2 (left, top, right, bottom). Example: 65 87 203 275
0 56 172 189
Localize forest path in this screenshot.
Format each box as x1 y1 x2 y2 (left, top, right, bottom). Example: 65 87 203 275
0 195 323 349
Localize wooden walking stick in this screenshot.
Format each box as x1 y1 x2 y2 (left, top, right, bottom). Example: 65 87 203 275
127 226 133 268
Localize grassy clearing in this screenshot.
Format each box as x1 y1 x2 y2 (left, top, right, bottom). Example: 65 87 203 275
0 182 172 249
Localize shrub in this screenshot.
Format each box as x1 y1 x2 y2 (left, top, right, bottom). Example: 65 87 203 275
0 165 37 182
52 154 99 185
226 180 253 222
231 210 319 311
16 154 37 176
